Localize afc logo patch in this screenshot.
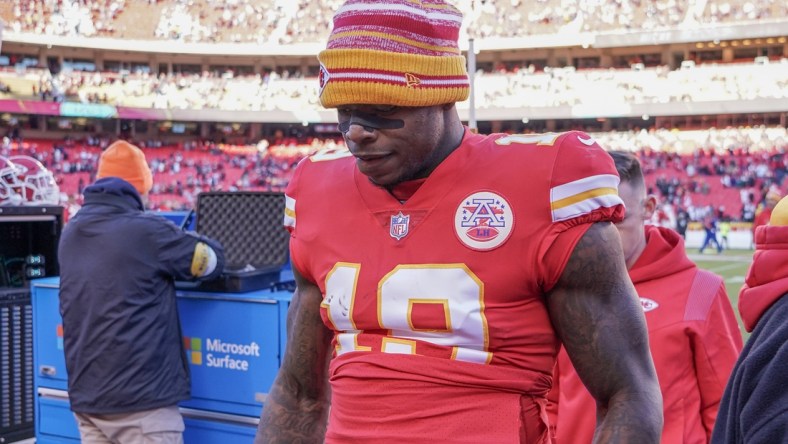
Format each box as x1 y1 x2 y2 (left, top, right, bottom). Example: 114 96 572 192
318 63 330 97
390 211 410 240
455 191 514 251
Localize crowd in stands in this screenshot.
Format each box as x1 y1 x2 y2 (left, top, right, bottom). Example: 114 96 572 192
458 0 785 39
475 60 786 110
1 58 785 113
2 0 785 43
1 133 342 212
4 0 127 38
2 126 785 226
1 0 784 117
596 126 786 223
0 2 784 227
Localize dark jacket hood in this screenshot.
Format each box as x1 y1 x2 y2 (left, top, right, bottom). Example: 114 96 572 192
83 177 145 210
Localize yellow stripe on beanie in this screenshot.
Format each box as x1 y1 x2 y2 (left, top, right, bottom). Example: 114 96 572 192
318 49 469 108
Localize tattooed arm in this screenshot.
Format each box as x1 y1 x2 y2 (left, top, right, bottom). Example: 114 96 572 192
255 267 333 444
547 222 663 443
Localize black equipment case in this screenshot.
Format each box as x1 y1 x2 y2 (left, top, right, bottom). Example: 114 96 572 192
0 205 63 287
0 288 34 443
0 205 63 442
175 192 290 293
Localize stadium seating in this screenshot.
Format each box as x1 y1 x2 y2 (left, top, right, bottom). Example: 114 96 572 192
3 0 785 43
0 1 784 219
1 60 784 114
3 126 784 219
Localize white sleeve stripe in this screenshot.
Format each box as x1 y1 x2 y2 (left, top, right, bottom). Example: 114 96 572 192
202 247 218 276
552 194 624 222
283 213 296 229
551 174 620 202
284 194 296 229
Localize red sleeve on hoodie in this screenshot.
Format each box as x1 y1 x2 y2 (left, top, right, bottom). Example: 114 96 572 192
687 277 744 439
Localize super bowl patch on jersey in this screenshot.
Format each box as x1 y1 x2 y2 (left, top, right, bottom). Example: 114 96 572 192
454 191 514 251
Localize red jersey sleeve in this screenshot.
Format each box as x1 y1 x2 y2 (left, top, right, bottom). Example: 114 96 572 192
548 131 624 227
283 156 314 283
537 131 625 291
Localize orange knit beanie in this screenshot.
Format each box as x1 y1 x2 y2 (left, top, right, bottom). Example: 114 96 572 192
96 140 153 195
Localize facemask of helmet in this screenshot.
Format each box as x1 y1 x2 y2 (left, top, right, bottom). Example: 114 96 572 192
0 156 25 205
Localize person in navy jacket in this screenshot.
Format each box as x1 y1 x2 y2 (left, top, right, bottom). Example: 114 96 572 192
58 140 225 443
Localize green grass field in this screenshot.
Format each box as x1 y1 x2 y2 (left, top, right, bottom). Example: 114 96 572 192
688 248 754 341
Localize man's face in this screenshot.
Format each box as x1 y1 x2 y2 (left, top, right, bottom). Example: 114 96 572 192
338 105 446 187
615 181 653 269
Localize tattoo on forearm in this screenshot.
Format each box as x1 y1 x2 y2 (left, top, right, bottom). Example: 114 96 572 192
256 286 333 444
549 223 662 443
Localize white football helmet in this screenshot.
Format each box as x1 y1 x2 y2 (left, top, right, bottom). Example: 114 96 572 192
7 155 60 205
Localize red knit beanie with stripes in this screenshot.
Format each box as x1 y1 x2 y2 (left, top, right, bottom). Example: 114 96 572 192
318 0 470 108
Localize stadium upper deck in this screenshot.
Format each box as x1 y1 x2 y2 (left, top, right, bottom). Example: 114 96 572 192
0 0 785 140
2 0 786 44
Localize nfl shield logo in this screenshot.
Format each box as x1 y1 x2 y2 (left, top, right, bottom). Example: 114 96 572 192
390 212 410 240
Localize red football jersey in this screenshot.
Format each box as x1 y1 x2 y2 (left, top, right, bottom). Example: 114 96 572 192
283 130 624 443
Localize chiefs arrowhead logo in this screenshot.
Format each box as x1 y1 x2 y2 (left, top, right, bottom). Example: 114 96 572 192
640 298 659 312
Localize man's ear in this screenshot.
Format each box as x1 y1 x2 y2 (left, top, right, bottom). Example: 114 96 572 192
643 195 658 220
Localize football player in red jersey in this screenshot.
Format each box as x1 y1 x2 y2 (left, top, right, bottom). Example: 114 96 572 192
256 1 663 443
